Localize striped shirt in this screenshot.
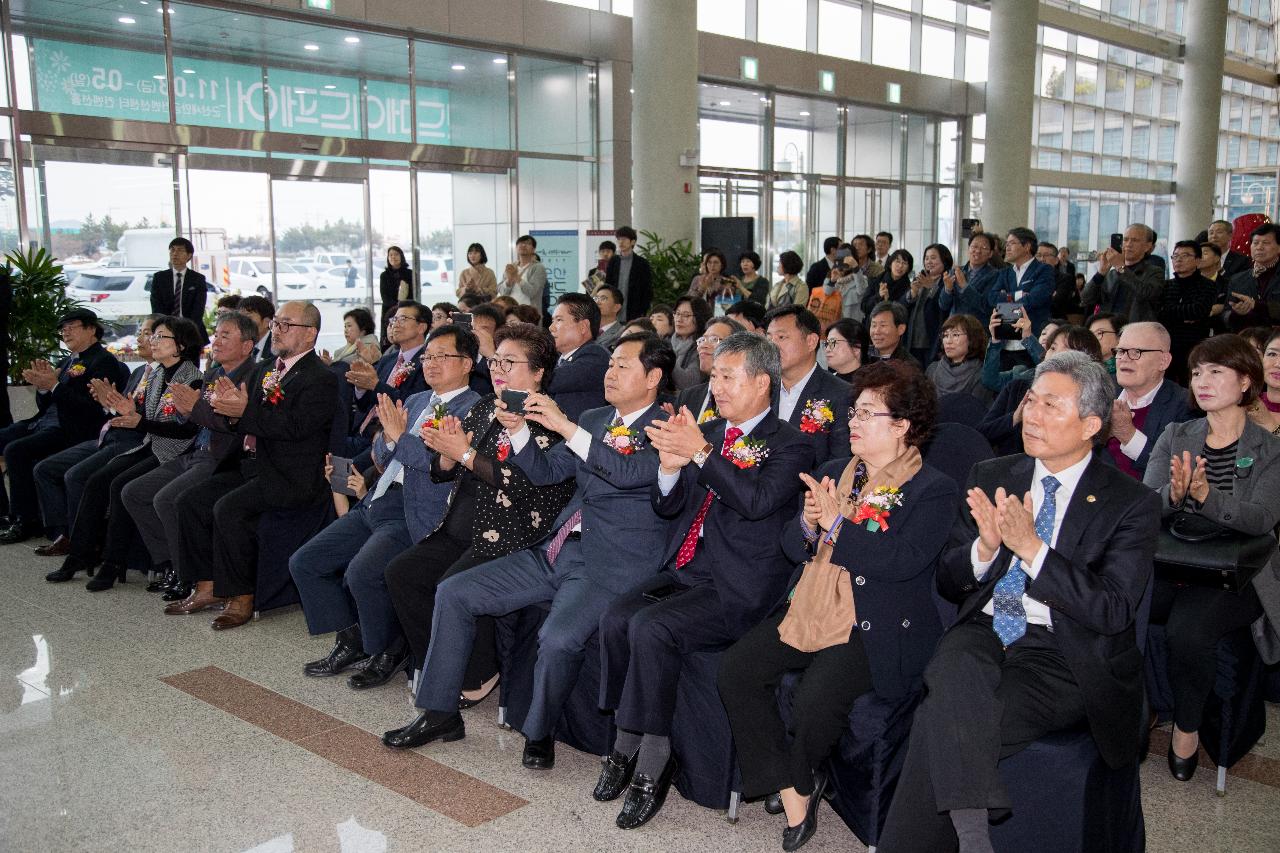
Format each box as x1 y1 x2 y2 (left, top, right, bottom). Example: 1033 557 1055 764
1202 441 1238 495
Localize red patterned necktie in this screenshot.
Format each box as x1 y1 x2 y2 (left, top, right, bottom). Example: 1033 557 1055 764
673 426 743 569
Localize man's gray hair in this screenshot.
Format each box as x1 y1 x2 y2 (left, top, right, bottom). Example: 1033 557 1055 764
715 331 781 395
217 310 259 343
1034 351 1114 443
1119 320 1171 352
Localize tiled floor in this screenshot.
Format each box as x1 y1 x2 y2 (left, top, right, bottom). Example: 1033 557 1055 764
3 541 1279 853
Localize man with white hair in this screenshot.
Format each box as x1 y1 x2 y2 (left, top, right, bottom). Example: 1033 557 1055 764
879 352 1160 853
1106 321 1194 480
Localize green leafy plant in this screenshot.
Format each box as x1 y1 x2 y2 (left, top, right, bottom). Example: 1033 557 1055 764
5 247 84 383
638 229 702 308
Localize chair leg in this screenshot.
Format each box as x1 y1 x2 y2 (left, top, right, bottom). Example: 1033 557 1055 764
726 790 740 824
1216 764 1227 796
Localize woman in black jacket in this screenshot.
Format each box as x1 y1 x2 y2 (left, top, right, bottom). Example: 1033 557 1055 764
379 245 414 346
1157 240 1218 385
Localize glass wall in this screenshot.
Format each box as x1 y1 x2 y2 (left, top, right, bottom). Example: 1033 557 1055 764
3 0 601 346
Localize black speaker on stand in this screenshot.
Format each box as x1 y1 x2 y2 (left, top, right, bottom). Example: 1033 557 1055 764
700 217 755 266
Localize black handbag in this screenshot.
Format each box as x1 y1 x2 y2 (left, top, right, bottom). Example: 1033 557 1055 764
1153 512 1277 592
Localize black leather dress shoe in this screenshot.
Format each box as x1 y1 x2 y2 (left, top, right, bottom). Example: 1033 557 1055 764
85 562 126 592
146 563 175 593
304 636 368 677
764 792 784 815
382 712 465 749
1168 741 1198 782
616 756 678 830
46 555 91 583
161 581 192 602
0 521 38 544
347 650 408 689
593 750 638 802
522 736 555 770
781 770 828 852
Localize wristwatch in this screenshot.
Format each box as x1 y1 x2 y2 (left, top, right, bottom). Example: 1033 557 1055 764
691 442 715 467
460 446 476 466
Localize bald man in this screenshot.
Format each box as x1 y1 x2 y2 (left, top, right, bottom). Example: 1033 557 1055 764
1106 321 1193 479
1081 223 1164 323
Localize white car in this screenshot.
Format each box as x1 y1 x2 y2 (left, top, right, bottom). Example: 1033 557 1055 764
419 256 454 304
67 267 222 332
316 265 368 303
227 258 318 300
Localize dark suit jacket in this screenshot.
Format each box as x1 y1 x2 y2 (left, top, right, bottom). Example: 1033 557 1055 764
652 412 815 635
354 345 427 418
548 342 610 422
1221 249 1251 280
468 356 495 397
371 387 481 542
977 376 1031 456
30 342 127 443
676 382 714 421
1117 378 1193 477
774 366 852 466
989 259 1057 334
938 453 1160 769
1224 266 1280 331
186 358 258 461
606 252 654 321
223 352 338 507
805 257 834 291
780 460 958 700
513 403 672 594
150 268 209 341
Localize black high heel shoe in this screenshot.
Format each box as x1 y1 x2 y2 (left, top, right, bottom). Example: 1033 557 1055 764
781 769 828 852
85 562 127 592
1168 740 1199 781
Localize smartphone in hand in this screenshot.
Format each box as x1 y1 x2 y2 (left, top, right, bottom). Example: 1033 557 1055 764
500 389 529 415
328 455 358 496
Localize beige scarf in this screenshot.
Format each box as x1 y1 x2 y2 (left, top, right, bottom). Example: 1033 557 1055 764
778 446 923 653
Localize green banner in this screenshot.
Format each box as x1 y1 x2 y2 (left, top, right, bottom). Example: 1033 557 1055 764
32 38 450 143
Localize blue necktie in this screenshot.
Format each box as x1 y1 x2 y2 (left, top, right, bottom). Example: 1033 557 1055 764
194 367 224 451
371 394 439 502
992 475 1060 647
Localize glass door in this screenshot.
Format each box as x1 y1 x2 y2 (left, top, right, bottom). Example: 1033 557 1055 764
415 168 512 308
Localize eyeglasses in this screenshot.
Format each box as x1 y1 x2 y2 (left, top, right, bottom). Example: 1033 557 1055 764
1170 252 1198 261
422 353 469 364
823 339 848 349
940 331 968 341
696 335 723 347
490 356 531 372
673 311 696 320
150 333 176 341
270 319 317 332
592 295 612 303
848 407 894 423
387 315 423 326
1114 347 1166 361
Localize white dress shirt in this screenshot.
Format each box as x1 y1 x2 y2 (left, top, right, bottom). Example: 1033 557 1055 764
971 452 1093 628
657 407 771 503
377 385 472 495
777 362 818 423
1116 382 1162 461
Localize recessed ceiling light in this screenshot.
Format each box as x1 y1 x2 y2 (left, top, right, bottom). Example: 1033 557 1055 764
493 57 507 64
118 16 136 24
153 75 165 80
324 84 337 90
451 63 466 71
799 111 810 116
718 100 731 106
344 36 360 44
304 44 320 51
182 68 195 74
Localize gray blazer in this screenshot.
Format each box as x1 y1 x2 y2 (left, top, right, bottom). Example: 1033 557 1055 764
1143 417 1280 662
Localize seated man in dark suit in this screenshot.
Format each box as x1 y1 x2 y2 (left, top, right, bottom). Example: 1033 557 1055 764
593 332 815 830
150 237 209 344
0 308 127 543
168 302 337 629
465 303 503 397
765 305 852 466
344 300 429 457
1224 221 1280 332
878 352 1160 853
547 293 609 421
1208 218 1250 280
379 333 675 766
291 323 481 688
1106 321 1193 480
866 301 920 367
32 314 160 556
674 316 745 423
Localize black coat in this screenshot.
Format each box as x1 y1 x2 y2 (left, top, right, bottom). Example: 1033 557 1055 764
938 453 1160 769
651 412 815 635
30 342 128 443
222 352 338 507
773 365 852 466
150 268 210 342
547 342 610 422
186 358 260 461
605 253 654 321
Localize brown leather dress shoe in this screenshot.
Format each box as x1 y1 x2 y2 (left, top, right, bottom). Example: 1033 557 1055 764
163 581 226 616
35 535 71 557
211 594 255 631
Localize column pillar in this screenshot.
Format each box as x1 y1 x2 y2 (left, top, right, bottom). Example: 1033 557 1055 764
631 0 698 242
980 0 1039 235
1171 0 1228 244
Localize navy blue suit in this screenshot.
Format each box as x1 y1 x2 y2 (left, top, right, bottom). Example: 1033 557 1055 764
1114 378 1194 478
988 259 1056 334
289 388 481 653
774 365 852 467
416 404 671 739
547 342 609 422
598 411 815 735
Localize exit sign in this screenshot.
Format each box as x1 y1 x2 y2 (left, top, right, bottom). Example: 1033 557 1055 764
305 0 333 11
